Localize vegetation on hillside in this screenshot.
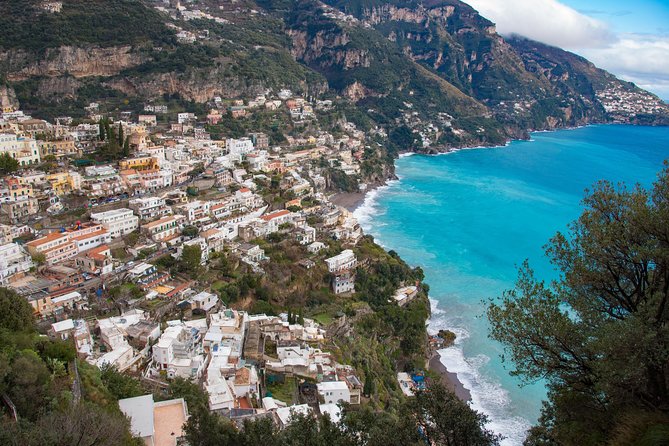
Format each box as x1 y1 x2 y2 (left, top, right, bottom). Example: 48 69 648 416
0 0 175 50
0 288 140 445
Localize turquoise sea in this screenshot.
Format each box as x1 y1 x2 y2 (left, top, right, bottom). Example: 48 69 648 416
353 125 669 445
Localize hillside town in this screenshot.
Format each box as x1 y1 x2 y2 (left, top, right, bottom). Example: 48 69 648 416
0 89 432 444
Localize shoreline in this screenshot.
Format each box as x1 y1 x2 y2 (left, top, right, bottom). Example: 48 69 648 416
428 352 472 402
335 124 600 401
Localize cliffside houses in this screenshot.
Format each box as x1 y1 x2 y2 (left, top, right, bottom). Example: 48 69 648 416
1 90 377 432
325 250 357 294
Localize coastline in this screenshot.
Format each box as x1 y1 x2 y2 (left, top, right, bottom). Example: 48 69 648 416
330 190 368 212
339 125 599 404
429 352 472 402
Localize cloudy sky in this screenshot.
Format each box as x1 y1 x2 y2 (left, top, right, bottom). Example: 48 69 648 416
465 0 669 99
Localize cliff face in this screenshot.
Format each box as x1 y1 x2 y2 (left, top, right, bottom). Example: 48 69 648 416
321 0 669 129
0 46 146 81
0 85 19 111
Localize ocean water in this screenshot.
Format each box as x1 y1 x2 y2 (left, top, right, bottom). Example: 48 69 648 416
354 125 669 445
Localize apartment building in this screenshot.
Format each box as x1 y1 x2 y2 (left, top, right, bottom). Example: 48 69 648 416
91 208 139 238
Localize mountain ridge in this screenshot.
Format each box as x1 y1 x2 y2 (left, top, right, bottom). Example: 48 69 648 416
1 0 667 150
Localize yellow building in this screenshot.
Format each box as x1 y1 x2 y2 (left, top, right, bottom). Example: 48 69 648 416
119 155 159 171
46 171 83 195
39 139 79 158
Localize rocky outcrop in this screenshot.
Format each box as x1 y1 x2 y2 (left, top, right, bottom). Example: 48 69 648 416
0 46 146 81
35 76 82 101
0 85 19 111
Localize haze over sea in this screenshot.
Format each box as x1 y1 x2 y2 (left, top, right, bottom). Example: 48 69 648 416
354 125 669 445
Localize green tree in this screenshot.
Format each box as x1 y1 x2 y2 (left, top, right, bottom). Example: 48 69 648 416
98 119 106 141
181 244 202 274
409 383 501 446
100 364 142 400
0 287 34 332
28 402 141 446
0 152 19 174
182 225 199 238
31 252 46 265
167 377 209 411
123 136 130 157
488 164 669 445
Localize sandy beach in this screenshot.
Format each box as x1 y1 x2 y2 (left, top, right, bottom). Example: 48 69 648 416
330 191 368 212
429 353 472 402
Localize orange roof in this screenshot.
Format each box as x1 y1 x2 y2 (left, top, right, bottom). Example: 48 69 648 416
260 210 290 222
27 231 68 247
144 215 182 229
71 229 108 242
120 169 138 176
239 188 251 193
235 367 251 385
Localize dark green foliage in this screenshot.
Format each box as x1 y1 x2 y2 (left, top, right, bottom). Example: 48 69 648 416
166 377 209 412
180 244 203 275
100 364 143 400
0 153 20 174
327 168 359 193
488 163 669 444
0 402 141 446
0 0 175 50
410 383 502 445
184 381 496 446
182 225 199 239
0 287 34 332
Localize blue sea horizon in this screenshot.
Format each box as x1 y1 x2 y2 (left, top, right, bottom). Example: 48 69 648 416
354 124 669 445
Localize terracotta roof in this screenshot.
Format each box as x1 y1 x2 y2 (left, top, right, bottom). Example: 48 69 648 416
71 229 108 242
144 215 182 229
27 231 68 247
235 367 251 385
260 210 290 222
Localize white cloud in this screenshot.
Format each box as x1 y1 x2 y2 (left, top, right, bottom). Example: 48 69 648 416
466 0 615 48
464 0 669 98
581 35 669 99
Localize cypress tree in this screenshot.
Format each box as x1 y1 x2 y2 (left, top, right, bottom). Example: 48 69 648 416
118 123 124 147
123 136 130 157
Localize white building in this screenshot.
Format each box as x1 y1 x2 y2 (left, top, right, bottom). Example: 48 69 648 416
0 242 33 285
152 322 206 379
188 291 219 313
227 137 255 161
260 210 294 234
317 381 351 405
325 250 357 274
119 395 188 446
90 208 139 238
0 133 41 165
129 196 170 221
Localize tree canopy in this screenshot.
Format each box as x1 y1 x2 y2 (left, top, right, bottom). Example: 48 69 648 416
488 163 669 445
0 287 34 332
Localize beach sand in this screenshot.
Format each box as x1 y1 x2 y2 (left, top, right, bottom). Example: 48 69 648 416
429 353 472 402
330 191 367 212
